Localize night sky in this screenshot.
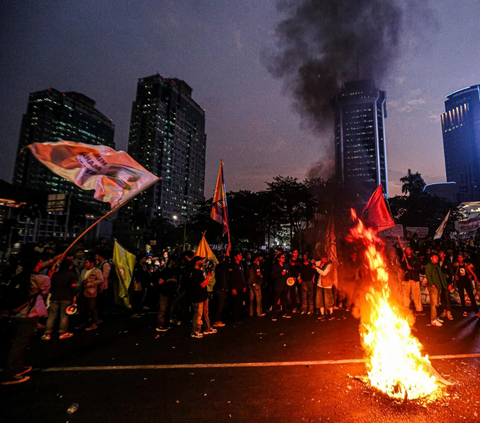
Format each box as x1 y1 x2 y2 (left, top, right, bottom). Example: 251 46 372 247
1 0 480 198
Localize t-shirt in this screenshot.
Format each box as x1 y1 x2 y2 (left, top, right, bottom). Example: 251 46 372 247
189 268 208 303
50 270 77 302
156 267 178 296
300 262 316 282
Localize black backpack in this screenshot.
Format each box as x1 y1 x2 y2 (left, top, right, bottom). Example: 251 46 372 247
0 272 39 316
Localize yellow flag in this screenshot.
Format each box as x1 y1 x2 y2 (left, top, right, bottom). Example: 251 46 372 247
113 240 136 308
194 235 218 264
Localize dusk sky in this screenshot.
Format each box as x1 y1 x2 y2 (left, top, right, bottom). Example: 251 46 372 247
1 0 480 199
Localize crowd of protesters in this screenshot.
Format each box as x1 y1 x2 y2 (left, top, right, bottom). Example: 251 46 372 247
1 234 480 385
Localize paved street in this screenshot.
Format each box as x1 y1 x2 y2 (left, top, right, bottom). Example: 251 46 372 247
1 307 480 423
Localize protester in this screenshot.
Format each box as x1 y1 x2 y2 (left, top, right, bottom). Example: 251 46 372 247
314 256 335 320
299 253 315 315
212 254 228 327
155 257 178 332
189 257 216 338
228 251 247 324
270 253 290 321
77 255 103 331
400 247 424 315
425 252 448 327
42 259 77 340
247 254 265 317
454 253 480 318
1 256 50 385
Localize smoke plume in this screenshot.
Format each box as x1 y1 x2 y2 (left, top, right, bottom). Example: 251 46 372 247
265 0 433 134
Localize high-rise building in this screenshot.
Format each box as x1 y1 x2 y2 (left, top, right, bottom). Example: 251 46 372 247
441 85 480 202
121 74 206 228
13 89 115 211
332 80 388 198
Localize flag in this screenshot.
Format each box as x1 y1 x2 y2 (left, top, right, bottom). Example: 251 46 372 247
325 214 339 286
210 160 229 236
360 185 395 232
28 141 160 208
434 210 450 240
112 240 136 308
194 235 219 264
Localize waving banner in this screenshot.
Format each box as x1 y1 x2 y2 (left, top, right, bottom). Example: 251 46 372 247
28 141 160 208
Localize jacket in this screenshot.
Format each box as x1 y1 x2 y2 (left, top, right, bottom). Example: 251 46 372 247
425 262 447 290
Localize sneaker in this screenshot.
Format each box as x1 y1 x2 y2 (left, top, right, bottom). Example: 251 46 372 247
74 323 85 330
317 315 325 320
41 334 51 341
142 306 150 310
85 324 98 331
213 321 225 327
447 313 454 320
156 326 169 332
16 366 32 377
97 319 103 325
203 328 218 335
257 313 266 317
191 332 204 339
440 312 446 318
292 308 297 314
59 332 74 340
431 320 443 327
282 314 291 319
131 313 141 319
436 318 444 323
345 308 350 312
170 319 182 326
328 316 335 321
271 317 278 322
1 374 30 385
300 311 306 315
36 323 45 329
307 311 312 315
463 311 468 317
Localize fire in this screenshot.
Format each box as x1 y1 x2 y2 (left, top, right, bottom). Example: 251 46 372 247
348 210 438 400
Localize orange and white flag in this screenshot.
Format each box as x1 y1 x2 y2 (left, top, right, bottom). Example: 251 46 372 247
28 141 160 208
210 160 229 236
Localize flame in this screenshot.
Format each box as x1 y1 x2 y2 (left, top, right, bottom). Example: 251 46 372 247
348 210 438 400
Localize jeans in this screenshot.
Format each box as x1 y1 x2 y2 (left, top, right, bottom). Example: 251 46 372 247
3 317 38 379
192 300 211 333
213 289 227 323
401 280 423 312
316 287 334 311
457 278 479 313
248 284 262 316
157 293 174 327
301 282 314 312
428 285 440 322
45 301 71 334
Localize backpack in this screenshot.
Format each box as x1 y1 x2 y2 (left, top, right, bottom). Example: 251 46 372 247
0 272 39 316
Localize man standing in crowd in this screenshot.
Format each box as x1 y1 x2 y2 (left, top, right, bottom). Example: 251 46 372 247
2 256 50 385
425 252 448 327
228 251 247 324
95 251 111 321
212 254 228 328
155 257 178 332
299 253 315 315
454 253 480 318
289 249 302 313
42 259 77 340
314 256 335 320
131 254 150 318
247 254 265 317
270 253 290 321
438 250 453 321
78 255 103 331
190 257 216 338
400 247 424 316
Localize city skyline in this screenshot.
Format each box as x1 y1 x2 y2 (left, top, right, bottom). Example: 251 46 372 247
2 1 480 200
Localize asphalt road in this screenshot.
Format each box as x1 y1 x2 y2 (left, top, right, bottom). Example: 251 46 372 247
1 307 480 423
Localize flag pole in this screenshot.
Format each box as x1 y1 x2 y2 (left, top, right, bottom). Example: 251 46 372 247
62 200 129 257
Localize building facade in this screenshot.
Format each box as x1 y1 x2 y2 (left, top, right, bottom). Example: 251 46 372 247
441 85 480 202
332 80 388 198
13 89 115 211
120 74 206 230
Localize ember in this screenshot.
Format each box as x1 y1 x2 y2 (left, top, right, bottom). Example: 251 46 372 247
348 210 440 400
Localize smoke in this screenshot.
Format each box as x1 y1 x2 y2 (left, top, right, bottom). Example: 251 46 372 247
265 0 433 134
307 157 334 180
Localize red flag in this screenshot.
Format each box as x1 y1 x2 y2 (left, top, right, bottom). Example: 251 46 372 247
360 185 395 232
210 161 229 236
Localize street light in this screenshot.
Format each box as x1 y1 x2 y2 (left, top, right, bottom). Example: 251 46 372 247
172 215 178 226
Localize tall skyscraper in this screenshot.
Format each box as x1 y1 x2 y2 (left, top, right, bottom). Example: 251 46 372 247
121 74 206 227
332 80 388 198
13 89 115 211
441 85 480 202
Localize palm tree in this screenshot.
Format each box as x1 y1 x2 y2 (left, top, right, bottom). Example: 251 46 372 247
400 169 426 196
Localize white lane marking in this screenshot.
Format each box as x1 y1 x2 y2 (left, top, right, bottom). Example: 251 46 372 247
41 353 480 372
